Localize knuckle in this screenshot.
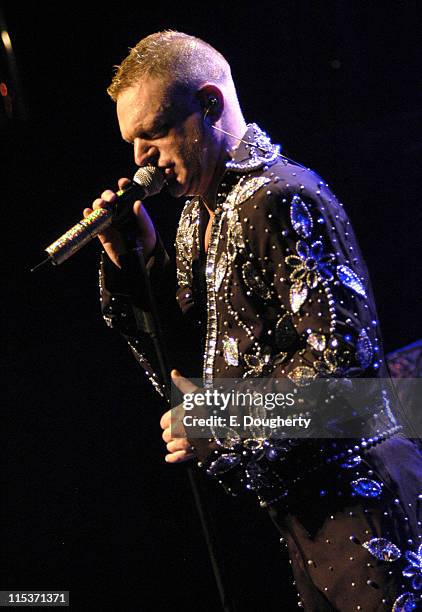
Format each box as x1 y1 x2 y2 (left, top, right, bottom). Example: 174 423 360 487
101 189 116 201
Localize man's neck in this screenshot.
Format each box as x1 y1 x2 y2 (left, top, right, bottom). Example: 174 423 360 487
201 150 229 215
201 117 247 214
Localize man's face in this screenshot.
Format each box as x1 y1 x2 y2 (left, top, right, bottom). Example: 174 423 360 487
116 77 221 199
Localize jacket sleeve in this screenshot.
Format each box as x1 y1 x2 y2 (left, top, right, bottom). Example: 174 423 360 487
99 234 176 400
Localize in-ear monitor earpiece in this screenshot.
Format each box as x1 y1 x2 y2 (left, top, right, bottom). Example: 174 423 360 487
203 96 218 120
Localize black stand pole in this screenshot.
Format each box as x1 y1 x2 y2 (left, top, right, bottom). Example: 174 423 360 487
129 232 235 612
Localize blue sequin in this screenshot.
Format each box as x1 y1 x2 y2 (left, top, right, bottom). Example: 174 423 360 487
362 537 401 562
266 447 280 461
290 195 313 238
207 453 241 476
392 592 417 611
356 328 374 369
340 455 362 469
403 544 422 590
287 240 334 287
245 462 270 491
351 477 383 498
337 265 367 297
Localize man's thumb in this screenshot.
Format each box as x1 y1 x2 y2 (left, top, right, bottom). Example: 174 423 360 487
171 370 198 394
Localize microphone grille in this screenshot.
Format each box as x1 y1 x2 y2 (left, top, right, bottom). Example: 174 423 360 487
133 165 165 196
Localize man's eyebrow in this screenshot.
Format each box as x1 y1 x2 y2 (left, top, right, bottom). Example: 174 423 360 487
135 107 172 136
122 103 173 144
122 120 159 144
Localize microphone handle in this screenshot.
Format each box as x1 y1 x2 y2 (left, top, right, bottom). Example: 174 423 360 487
46 207 112 265
45 182 144 266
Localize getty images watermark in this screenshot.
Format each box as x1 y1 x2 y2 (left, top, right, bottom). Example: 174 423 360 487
182 388 311 430
171 377 422 439
170 379 318 438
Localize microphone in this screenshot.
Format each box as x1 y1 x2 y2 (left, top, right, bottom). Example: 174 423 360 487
31 166 165 271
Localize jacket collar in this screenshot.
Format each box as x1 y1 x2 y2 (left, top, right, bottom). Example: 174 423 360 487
226 123 282 173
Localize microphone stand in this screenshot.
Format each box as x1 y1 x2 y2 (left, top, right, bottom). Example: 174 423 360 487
123 225 235 612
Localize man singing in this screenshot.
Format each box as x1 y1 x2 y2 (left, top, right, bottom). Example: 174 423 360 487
84 31 422 611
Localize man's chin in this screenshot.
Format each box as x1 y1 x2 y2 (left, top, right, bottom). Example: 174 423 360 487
165 178 193 199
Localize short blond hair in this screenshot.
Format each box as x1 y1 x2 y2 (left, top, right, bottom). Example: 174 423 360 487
107 30 231 101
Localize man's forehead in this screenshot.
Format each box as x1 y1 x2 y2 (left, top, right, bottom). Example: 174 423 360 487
117 79 169 121
116 80 171 142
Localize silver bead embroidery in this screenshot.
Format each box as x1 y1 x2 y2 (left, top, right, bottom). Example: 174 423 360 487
215 252 228 292
242 261 272 300
203 208 225 388
223 335 239 367
308 332 327 352
356 328 374 369
290 282 308 313
226 123 281 172
203 175 273 387
287 366 317 386
243 350 273 377
175 199 200 287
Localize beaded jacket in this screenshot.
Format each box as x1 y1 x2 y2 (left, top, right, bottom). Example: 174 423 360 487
99 124 401 506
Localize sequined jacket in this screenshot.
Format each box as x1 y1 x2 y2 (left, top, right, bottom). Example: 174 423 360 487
100 124 400 505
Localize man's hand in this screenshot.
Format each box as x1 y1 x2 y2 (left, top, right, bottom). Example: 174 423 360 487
83 177 157 268
160 370 198 464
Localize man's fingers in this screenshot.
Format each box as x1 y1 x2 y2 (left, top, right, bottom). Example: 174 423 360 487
160 409 171 431
165 450 196 464
160 404 185 430
100 189 117 202
166 438 192 453
162 425 187 444
83 208 93 218
160 377 198 465
171 370 198 395
92 198 109 211
117 177 131 190
161 418 186 441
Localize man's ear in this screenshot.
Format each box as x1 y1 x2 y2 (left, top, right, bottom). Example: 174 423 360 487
197 84 224 122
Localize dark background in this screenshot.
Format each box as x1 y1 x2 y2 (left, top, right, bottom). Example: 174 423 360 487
2 2 422 610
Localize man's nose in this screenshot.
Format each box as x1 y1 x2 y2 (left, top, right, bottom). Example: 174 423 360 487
134 139 159 167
